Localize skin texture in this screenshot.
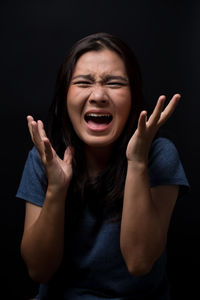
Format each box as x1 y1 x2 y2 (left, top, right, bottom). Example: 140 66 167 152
67 49 132 175
67 50 132 148
21 49 181 282
121 94 180 275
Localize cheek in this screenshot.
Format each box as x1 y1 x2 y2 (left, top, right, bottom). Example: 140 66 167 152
116 91 132 120
66 99 73 122
66 92 80 119
66 87 89 115
66 100 78 128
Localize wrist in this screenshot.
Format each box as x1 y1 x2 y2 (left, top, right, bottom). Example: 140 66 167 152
127 160 148 172
46 183 69 198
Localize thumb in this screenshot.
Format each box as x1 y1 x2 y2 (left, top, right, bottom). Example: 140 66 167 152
63 146 74 163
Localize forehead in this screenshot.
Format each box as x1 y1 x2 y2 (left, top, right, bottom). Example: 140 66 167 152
73 49 127 76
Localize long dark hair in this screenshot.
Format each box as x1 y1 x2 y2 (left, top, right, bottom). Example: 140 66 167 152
48 32 144 222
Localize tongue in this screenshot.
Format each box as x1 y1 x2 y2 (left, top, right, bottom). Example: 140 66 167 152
87 120 109 130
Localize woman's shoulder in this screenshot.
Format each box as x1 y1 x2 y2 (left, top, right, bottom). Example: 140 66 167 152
27 146 45 171
29 145 42 160
149 137 179 164
16 146 47 206
148 137 189 190
151 136 177 152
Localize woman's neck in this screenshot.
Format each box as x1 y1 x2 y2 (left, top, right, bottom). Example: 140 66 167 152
84 145 113 178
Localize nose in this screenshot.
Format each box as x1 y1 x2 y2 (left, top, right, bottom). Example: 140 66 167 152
88 85 109 105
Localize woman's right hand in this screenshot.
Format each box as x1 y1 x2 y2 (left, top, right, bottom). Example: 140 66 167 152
27 116 73 192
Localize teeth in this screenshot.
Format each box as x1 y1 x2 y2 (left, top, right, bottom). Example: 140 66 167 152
84 113 113 124
86 113 111 117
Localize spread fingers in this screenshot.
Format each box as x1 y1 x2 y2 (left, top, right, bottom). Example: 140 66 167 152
158 94 181 127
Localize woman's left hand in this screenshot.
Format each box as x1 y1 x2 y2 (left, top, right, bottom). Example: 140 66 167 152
126 94 181 164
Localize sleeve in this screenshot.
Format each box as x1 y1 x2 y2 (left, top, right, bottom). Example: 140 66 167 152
16 147 47 206
148 137 189 196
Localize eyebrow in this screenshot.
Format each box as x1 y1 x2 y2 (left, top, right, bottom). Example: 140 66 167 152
72 74 94 81
72 74 129 82
103 75 128 82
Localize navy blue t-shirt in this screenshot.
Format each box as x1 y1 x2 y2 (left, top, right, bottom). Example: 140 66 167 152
16 138 189 300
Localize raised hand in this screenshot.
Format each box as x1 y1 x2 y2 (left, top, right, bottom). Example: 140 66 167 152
27 116 73 191
126 94 181 164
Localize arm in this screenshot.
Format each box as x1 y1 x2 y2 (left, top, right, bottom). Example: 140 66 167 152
120 94 180 276
21 116 73 283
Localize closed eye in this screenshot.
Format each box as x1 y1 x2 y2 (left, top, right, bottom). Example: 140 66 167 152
107 82 127 87
73 81 92 86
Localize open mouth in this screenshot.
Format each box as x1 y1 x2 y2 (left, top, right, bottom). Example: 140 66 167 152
84 113 113 125
84 113 113 132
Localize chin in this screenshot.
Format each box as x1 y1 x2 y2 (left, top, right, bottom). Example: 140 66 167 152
82 136 116 149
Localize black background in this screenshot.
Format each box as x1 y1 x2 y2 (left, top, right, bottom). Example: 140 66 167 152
1 1 199 299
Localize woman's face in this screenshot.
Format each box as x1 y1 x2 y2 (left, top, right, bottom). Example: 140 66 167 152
66 49 132 148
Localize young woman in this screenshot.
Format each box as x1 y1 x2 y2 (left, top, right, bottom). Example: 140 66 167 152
17 32 189 299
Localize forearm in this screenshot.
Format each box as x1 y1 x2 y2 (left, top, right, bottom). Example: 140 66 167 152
120 162 165 276
21 186 68 282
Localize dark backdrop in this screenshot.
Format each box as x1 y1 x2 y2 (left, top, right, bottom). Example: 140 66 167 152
1 1 199 299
